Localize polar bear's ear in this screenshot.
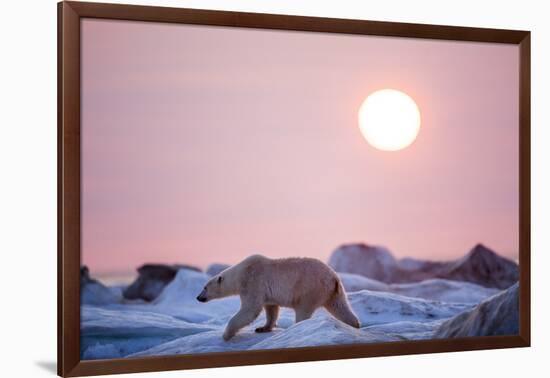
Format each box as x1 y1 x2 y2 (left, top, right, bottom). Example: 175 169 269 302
217 276 223 284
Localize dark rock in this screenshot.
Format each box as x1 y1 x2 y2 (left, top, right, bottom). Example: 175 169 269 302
436 244 519 289
81 266 98 286
123 264 200 302
329 243 518 290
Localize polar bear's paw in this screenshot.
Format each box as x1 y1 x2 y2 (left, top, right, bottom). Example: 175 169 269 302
254 326 274 333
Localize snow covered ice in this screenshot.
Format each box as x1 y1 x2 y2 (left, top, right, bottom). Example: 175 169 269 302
81 244 518 359
80 246 519 360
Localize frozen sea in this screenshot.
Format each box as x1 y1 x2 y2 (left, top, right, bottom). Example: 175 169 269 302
81 268 511 360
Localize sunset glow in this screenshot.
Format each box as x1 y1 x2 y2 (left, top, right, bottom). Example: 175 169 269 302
81 20 519 274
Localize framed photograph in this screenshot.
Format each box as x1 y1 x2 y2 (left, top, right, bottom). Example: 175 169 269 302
58 1 530 376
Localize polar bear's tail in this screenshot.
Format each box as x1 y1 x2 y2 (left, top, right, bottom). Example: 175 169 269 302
324 280 361 329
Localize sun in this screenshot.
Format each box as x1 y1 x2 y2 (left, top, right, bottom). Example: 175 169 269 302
358 89 421 151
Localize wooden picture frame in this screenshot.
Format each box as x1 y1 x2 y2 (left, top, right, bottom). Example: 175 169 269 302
58 1 530 376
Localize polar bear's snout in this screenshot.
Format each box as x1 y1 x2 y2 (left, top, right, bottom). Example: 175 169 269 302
196 288 208 302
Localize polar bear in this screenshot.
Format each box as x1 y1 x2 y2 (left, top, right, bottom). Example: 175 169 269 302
196 254 360 340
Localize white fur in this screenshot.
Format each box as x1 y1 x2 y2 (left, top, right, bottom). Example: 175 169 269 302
196 254 360 340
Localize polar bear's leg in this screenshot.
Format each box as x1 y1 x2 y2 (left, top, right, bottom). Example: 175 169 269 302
255 305 279 333
295 307 315 323
223 298 263 341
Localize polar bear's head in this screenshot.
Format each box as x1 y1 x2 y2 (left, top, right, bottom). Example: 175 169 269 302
196 274 227 302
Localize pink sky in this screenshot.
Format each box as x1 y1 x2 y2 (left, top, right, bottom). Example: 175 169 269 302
81 19 519 274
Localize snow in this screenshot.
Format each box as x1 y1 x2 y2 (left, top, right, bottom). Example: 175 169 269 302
364 320 444 340
397 257 430 271
206 263 231 276
130 329 278 356
123 264 200 302
151 269 241 324
82 306 213 336
82 343 122 360
329 244 397 282
389 279 499 304
435 283 519 338
152 269 208 308
339 273 389 292
348 290 472 326
339 273 498 304
81 282 122 306
250 317 400 350
81 265 519 360
329 243 518 289
80 306 214 359
131 314 400 357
